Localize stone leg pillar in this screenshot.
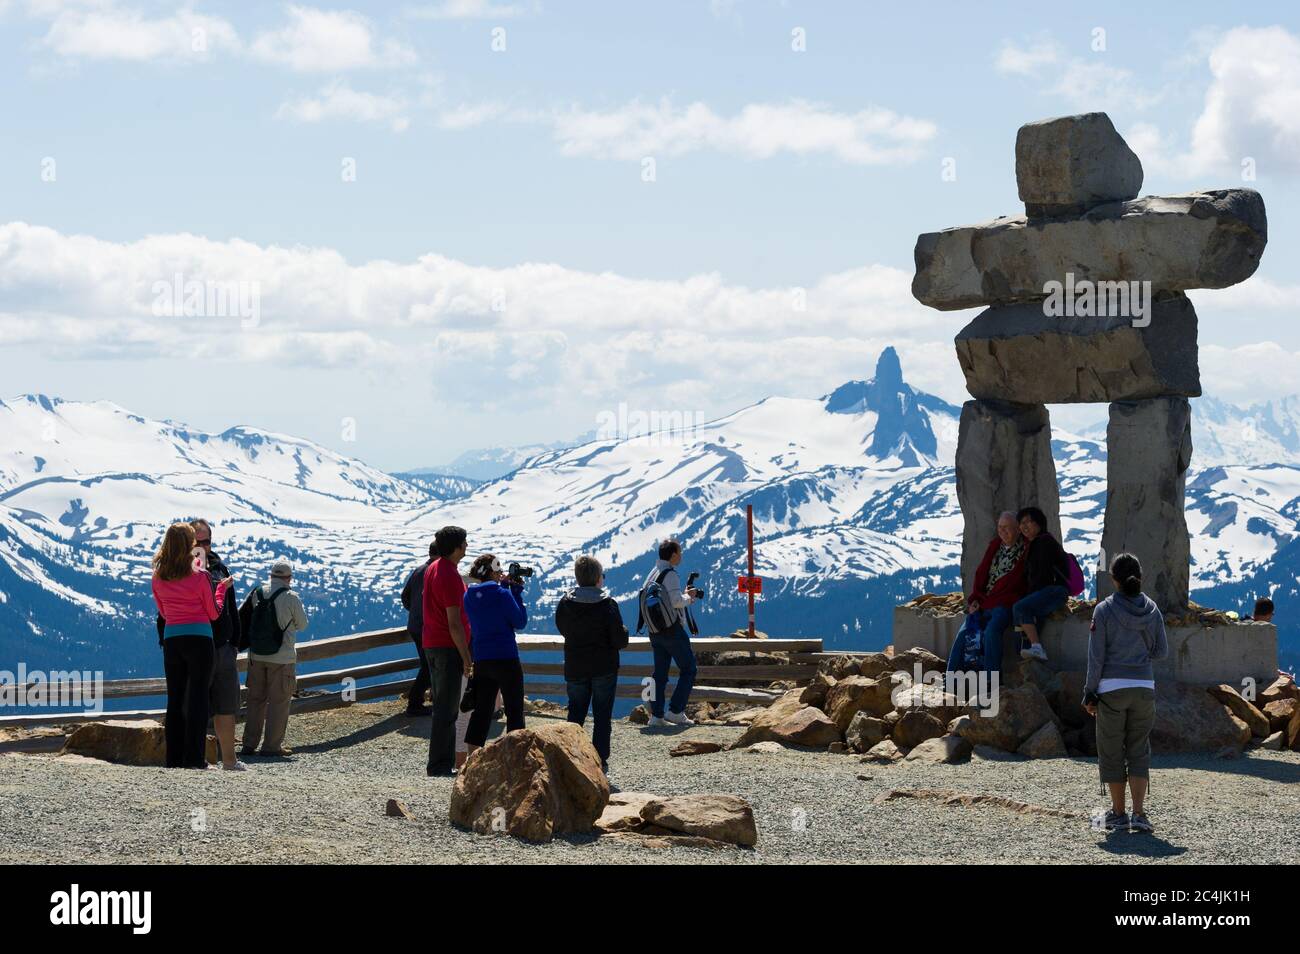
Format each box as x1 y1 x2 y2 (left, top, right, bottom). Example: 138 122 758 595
1098 397 1192 612
956 399 1061 593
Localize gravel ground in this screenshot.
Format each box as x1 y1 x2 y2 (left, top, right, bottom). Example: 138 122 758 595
2 698 1298 864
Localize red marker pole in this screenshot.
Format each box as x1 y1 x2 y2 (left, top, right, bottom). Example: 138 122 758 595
746 504 755 638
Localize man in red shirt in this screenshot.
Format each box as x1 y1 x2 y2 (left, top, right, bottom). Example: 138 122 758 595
423 525 472 775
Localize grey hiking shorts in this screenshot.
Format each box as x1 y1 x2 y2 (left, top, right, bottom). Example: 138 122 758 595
1096 686 1155 784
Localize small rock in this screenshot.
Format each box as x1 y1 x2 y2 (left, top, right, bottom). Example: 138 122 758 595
385 798 413 819
904 736 973 764
860 740 905 763
627 705 650 725
669 740 725 758
1261 731 1284 751
748 741 783 754
828 741 848 754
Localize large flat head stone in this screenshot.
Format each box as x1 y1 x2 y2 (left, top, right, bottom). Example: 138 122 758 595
1016 112 1143 217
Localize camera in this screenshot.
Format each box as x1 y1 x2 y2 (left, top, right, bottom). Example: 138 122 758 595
508 562 534 583
686 571 705 600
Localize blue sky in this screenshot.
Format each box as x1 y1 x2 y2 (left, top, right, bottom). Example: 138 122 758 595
2 0 1298 470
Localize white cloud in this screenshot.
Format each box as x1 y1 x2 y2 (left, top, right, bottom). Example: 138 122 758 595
1184 25 1300 177
550 98 937 165
276 80 410 131
404 0 535 19
39 4 240 62
0 221 956 409
249 4 416 71
995 37 1163 112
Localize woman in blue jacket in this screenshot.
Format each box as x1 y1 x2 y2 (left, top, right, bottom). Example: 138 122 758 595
462 554 528 755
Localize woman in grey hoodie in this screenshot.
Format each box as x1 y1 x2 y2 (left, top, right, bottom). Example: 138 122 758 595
1084 553 1169 834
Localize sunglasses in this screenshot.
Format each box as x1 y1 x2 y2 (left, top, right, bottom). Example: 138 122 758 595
195 537 212 546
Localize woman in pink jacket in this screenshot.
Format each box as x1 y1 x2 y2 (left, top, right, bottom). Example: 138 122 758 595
151 522 231 768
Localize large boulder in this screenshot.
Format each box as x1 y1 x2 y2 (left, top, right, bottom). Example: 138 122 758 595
955 399 1061 591
1263 698 1297 733
845 712 889 752
892 710 946 749
61 719 218 767
1258 676 1299 707
449 722 609 842
824 676 895 732
1015 113 1143 217
734 690 839 748
1288 705 1300 752
892 683 965 725
1207 684 1272 738
1017 721 1068 759
1150 682 1252 753
904 735 973 764
799 672 836 709
955 295 1200 404
889 647 947 678
956 683 1058 752
857 652 895 679
1098 397 1192 613
641 795 758 847
912 189 1268 311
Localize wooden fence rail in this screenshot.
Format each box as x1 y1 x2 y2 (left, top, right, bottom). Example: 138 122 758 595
0 630 825 728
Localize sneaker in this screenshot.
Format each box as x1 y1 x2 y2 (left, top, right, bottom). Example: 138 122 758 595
1103 809 1130 832
647 716 669 727
1020 643 1049 662
663 710 695 726
222 761 249 772
1129 813 1154 834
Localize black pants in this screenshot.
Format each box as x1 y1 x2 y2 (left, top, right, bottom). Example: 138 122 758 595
465 657 525 748
426 647 464 775
162 635 214 768
406 629 431 709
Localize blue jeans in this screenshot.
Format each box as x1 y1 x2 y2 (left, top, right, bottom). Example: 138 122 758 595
945 605 1012 676
649 622 696 718
567 672 617 764
1012 585 1068 633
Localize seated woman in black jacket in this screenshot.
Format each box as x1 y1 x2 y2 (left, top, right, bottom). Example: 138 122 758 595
1011 506 1069 663
555 555 629 772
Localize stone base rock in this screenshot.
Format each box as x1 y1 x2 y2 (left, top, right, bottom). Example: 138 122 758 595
955 294 1199 404
1017 721 1068 759
1207 684 1271 738
1098 397 1192 613
450 722 609 842
956 399 1061 591
956 683 1058 752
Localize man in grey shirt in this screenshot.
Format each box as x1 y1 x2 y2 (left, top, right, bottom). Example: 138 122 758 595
641 539 702 726
240 560 308 757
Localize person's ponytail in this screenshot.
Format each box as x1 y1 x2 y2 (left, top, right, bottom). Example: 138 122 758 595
1109 552 1143 598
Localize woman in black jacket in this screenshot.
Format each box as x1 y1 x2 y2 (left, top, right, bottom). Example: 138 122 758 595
1011 506 1069 663
555 555 628 772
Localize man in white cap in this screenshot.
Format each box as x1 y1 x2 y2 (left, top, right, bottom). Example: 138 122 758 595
239 560 308 757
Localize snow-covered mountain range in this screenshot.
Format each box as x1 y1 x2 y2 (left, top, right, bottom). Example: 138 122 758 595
2 349 1297 677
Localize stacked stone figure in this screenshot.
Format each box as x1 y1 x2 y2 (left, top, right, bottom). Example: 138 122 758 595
911 112 1268 613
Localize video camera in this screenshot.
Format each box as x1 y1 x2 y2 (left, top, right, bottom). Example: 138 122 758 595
686 571 705 600
508 562 534 584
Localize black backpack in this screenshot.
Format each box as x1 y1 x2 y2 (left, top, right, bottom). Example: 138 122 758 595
245 586 290 655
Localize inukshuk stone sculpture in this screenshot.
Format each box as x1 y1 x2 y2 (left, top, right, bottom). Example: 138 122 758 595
911 112 1268 613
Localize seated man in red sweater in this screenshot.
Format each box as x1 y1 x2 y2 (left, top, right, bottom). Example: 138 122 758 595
947 511 1027 678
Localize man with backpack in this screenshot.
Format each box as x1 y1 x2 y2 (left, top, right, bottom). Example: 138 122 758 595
638 539 701 727
239 560 308 757
399 543 436 717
